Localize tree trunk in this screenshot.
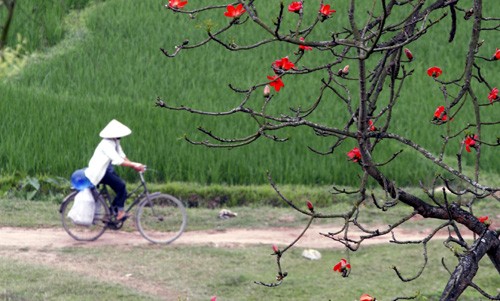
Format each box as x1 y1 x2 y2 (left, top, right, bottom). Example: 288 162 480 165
0 0 16 51
440 230 500 300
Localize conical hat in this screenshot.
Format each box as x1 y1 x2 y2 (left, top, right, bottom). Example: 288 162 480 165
99 119 132 138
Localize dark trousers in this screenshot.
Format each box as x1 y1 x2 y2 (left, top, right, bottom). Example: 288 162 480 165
100 165 127 211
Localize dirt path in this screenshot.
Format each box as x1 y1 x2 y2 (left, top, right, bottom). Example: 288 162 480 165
0 225 476 250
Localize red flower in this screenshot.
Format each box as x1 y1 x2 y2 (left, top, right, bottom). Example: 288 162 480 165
288 1 302 13
299 37 312 51
492 48 500 60
333 258 351 277
427 66 443 78
360 294 376 301
368 120 377 131
404 48 413 61
347 147 361 163
210 296 217 301
319 4 336 17
488 87 498 104
306 200 314 212
224 3 246 18
463 135 478 152
267 75 285 92
272 244 279 253
478 216 489 223
167 0 187 9
433 106 448 122
273 56 295 72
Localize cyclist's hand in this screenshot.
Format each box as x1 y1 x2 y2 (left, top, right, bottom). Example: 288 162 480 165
133 163 146 172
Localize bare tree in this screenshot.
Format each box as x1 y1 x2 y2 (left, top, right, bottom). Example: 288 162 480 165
0 0 16 51
158 1 500 300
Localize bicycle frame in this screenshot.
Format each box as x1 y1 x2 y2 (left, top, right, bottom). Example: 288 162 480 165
99 171 156 215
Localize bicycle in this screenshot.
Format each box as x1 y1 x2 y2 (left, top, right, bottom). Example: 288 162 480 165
59 169 187 244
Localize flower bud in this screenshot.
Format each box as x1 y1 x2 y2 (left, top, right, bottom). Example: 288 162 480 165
404 48 413 61
368 120 377 131
272 244 279 253
464 8 473 20
342 65 349 75
306 200 314 212
338 65 349 77
360 294 376 301
263 85 271 97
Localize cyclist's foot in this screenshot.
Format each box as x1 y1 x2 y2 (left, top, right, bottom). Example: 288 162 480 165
116 210 130 221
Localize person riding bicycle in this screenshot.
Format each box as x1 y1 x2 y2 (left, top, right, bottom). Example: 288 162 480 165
84 119 145 221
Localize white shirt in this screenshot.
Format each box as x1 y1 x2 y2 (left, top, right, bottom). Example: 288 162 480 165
84 138 126 185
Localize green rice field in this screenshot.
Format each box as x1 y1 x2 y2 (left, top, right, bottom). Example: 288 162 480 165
0 0 498 187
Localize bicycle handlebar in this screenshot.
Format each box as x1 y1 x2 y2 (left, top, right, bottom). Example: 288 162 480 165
139 165 147 174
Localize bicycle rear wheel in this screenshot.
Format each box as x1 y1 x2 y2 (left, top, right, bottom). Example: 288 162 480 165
136 193 187 244
60 191 110 241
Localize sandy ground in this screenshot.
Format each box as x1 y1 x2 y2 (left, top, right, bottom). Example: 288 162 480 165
0 224 477 250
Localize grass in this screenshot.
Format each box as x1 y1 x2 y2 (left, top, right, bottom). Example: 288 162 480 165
1 241 498 300
0 0 499 187
1 193 499 231
0 257 158 301
0 0 96 52
0 195 499 300
2 178 500 230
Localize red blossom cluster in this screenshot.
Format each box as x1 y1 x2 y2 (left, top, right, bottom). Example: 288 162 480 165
319 4 336 19
166 6 498 299
288 1 302 13
333 258 351 277
433 105 449 122
289 2 336 20
492 48 500 60
360 294 376 301
347 147 361 163
266 2 341 93
224 3 246 18
427 66 443 78
267 57 295 91
273 57 295 72
488 87 498 104
267 75 285 92
167 0 187 9
298 37 313 51
478 216 489 223
463 135 478 153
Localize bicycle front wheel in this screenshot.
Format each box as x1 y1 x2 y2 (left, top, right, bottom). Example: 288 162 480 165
136 193 187 244
60 191 110 241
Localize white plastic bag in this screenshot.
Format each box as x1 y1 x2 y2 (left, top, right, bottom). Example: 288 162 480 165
67 188 96 226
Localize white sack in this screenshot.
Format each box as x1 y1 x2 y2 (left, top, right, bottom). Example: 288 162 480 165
67 188 96 226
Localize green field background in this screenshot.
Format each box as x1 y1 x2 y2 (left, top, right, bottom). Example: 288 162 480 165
1 0 498 186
